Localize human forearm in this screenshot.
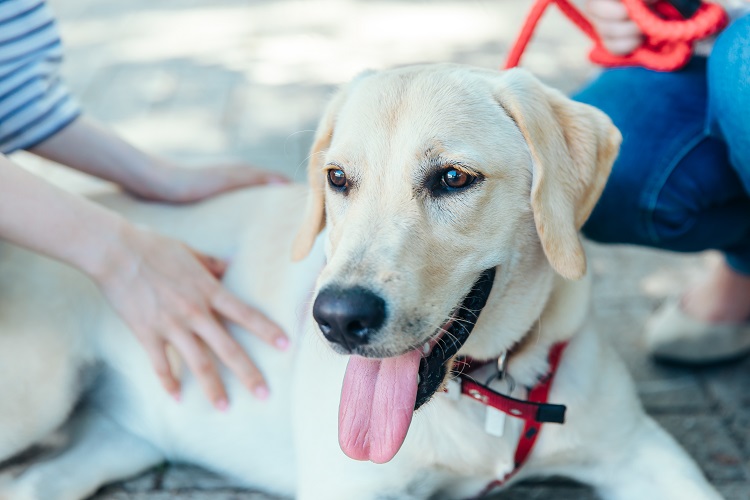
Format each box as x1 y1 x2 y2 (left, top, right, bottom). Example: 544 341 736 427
27 116 171 198
587 0 645 55
0 154 127 279
28 116 288 203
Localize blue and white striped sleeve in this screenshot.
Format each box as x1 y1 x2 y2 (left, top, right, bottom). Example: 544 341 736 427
0 0 80 154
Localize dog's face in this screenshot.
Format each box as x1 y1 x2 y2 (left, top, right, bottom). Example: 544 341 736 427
292 64 620 464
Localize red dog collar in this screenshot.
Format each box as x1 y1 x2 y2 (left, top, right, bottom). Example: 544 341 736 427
448 342 569 496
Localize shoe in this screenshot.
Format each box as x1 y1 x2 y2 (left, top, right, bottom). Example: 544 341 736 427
644 299 750 366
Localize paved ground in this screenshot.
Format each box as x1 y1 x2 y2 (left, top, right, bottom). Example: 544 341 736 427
8 0 749 498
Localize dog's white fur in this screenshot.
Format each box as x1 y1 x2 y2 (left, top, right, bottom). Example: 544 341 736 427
0 65 720 500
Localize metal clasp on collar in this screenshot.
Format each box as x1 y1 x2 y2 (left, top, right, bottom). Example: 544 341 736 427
486 351 516 394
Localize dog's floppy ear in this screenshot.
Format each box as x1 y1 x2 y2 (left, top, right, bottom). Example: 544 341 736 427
291 89 349 261
494 68 621 280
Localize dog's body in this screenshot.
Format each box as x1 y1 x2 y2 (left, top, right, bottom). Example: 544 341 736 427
0 65 720 500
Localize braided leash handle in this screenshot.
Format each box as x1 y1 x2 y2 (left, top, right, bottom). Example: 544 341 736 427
623 0 728 40
505 0 729 72
590 0 729 70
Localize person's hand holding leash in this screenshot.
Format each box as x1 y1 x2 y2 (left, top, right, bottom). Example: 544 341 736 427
507 0 726 70
586 0 647 55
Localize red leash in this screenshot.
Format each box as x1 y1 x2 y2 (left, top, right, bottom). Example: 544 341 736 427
505 0 728 71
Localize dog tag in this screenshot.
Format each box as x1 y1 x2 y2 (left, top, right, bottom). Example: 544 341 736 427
484 406 507 437
484 376 513 437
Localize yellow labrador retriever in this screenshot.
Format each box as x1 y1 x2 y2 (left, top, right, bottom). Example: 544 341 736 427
0 64 719 500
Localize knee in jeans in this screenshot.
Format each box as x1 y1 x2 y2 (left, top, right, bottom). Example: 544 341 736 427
709 15 750 89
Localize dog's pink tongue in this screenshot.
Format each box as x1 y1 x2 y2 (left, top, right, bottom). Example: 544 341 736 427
338 349 421 464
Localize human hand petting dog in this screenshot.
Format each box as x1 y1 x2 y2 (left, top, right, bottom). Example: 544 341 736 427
93 223 288 409
1 116 290 411
586 0 648 55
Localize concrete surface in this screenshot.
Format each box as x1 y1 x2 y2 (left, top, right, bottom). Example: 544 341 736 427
7 0 749 498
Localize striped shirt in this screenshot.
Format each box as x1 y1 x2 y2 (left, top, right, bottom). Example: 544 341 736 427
0 0 79 154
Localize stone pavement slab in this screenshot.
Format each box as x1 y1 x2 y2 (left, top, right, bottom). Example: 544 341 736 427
7 0 749 498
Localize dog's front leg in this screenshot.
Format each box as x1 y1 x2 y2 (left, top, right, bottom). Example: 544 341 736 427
0 409 163 500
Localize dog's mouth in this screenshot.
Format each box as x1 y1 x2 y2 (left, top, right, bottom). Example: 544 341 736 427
415 267 497 409
338 267 496 464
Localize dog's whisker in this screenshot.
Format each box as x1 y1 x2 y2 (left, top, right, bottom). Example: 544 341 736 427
294 150 328 178
284 129 316 166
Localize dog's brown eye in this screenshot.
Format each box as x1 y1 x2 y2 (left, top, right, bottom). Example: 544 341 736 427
442 169 474 190
328 169 347 190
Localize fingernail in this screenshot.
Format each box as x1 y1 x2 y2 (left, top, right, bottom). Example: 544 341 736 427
275 337 290 350
254 386 269 400
215 398 229 412
171 392 182 403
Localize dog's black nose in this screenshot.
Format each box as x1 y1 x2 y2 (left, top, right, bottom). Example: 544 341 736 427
312 287 386 350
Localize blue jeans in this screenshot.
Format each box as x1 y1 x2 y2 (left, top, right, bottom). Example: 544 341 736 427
574 13 750 275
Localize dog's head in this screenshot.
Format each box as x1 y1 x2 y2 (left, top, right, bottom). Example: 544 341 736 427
292 64 620 463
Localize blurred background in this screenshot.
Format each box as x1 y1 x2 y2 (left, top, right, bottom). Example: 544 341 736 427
9 0 749 498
